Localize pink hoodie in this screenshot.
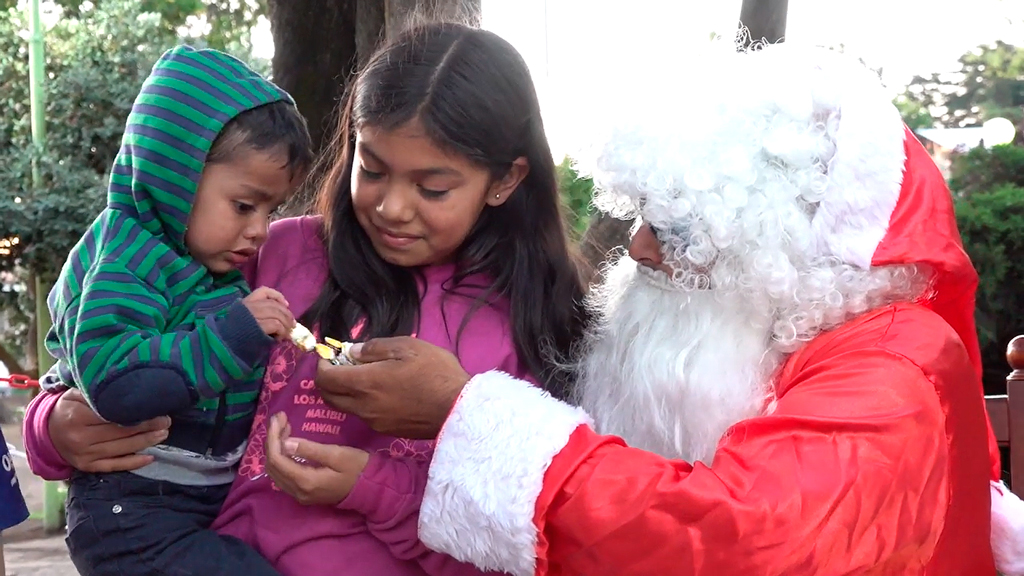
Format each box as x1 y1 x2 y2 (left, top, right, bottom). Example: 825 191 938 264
24 215 528 576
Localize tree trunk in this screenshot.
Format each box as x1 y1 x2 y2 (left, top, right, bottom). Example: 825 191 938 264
24 273 38 376
266 0 358 154
356 0 387 69
385 0 481 37
268 0 481 215
0 342 28 378
267 0 483 152
738 0 789 48
579 214 632 286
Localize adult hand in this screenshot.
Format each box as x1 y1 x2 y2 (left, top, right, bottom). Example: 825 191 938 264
264 412 369 506
241 287 295 339
314 336 470 439
49 389 170 473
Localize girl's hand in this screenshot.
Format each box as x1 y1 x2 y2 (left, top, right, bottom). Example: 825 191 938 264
241 287 295 339
50 389 170 473
264 412 369 506
314 337 469 439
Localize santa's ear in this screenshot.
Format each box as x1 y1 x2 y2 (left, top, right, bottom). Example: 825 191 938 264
808 59 906 270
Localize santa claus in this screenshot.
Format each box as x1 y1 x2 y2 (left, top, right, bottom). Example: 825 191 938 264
405 44 1024 574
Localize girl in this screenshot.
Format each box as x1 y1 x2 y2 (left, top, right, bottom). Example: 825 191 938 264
24 21 589 576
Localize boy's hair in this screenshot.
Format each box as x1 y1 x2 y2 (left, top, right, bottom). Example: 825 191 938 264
208 100 314 179
304 22 590 400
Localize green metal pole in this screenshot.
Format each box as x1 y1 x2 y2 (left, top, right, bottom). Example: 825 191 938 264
28 0 45 174
26 0 64 534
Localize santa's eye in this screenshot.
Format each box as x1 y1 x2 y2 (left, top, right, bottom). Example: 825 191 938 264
650 224 689 243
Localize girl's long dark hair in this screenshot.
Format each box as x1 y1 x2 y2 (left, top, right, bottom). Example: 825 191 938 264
302 22 589 400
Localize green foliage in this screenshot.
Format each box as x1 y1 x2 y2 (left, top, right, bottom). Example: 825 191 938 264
955 184 1024 382
557 157 594 241
893 94 934 131
0 0 267 56
0 150 107 281
951 145 1024 392
0 0 177 281
899 41 1024 129
0 0 266 370
172 0 269 73
0 273 36 371
949 144 1024 198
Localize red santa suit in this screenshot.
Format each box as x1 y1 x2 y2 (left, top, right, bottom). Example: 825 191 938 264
416 48 1024 576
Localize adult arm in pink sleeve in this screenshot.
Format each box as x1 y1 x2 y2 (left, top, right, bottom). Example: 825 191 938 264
337 452 498 576
22 390 74 481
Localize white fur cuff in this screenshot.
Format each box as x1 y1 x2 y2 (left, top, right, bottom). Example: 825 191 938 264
992 480 1024 575
419 371 593 576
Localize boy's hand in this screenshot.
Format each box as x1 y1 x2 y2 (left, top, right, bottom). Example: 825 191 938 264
265 412 369 506
242 287 295 339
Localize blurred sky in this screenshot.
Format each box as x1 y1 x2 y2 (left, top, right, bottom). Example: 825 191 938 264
249 0 1024 158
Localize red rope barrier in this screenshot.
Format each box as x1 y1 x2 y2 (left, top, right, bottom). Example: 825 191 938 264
0 374 39 388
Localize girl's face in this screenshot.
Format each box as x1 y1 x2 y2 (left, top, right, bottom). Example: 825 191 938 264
350 119 527 267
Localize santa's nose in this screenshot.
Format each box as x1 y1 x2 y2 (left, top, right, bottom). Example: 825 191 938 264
628 224 667 271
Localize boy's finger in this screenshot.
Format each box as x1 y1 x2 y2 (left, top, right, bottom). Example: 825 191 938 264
262 318 288 339
267 306 296 333
260 287 289 307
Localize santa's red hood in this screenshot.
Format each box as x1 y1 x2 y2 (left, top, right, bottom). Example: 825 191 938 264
870 129 995 476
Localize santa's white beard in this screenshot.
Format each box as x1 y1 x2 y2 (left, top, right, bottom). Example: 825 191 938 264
575 256 783 465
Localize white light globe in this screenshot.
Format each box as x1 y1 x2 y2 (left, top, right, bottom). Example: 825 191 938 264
983 117 1017 147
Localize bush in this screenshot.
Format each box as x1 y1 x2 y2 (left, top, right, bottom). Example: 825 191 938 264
949 144 1024 198
0 0 178 281
0 1 263 371
557 156 594 241
954 178 1024 393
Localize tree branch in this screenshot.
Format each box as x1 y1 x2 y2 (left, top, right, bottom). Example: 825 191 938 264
0 339 29 378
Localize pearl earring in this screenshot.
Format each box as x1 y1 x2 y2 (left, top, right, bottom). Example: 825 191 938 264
494 194 500 200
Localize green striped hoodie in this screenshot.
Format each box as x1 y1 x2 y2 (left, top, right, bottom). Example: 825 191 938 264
45 46 293 459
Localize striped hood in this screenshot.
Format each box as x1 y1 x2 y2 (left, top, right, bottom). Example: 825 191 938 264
107 45 292 251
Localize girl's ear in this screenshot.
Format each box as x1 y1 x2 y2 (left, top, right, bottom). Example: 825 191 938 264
486 156 529 207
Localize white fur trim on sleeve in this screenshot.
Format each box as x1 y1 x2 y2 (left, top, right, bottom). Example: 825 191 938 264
418 370 593 576
992 480 1024 575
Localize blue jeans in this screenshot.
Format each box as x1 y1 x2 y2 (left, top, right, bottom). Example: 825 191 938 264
66 471 280 576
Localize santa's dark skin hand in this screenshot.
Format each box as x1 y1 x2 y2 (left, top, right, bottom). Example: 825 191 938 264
314 336 469 439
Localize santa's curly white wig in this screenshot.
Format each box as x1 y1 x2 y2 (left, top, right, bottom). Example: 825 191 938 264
573 43 931 352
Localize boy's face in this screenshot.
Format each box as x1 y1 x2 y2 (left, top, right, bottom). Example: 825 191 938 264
185 148 300 274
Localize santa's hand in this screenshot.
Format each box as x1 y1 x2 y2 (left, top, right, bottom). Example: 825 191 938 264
314 336 469 439
264 412 369 506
